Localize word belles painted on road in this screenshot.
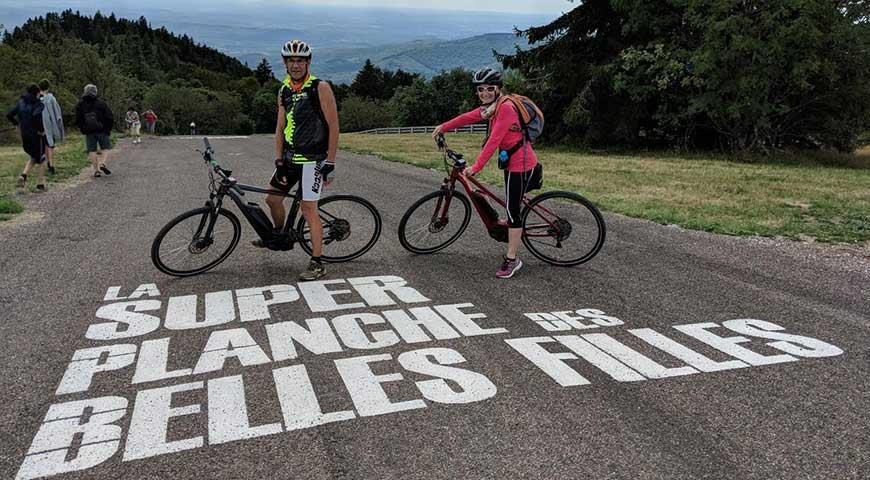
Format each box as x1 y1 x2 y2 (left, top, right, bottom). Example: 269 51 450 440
16 279 843 480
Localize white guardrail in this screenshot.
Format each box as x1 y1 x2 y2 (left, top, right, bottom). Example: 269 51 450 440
352 124 488 135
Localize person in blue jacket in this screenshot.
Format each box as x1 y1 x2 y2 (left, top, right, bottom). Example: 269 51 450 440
7 83 47 190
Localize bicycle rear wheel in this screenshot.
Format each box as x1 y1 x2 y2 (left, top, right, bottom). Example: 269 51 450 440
521 191 606 266
297 195 382 263
398 190 471 254
151 206 241 276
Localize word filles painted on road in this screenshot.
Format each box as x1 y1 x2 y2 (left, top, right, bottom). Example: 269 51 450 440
16 276 844 479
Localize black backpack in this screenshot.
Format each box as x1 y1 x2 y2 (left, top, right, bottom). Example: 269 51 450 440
84 111 103 132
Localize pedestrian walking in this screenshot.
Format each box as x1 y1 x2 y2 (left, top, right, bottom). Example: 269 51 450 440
74 84 114 178
39 78 64 175
190 121 196 135
7 83 47 190
143 108 157 134
126 108 142 144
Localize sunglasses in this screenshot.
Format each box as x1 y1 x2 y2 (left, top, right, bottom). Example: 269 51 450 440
476 86 498 93
286 58 309 65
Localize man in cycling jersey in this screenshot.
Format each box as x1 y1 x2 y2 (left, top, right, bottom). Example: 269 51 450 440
254 39 340 281
432 68 542 278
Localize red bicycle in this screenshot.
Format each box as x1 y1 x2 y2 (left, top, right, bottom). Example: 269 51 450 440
398 135 606 266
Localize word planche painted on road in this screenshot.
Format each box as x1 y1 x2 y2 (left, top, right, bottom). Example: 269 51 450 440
16 276 843 479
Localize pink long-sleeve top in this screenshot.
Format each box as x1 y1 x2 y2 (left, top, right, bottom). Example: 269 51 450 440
438 100 539 174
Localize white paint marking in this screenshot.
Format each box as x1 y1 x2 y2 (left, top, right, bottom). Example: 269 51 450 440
236 285 299 322
398 348 497 404
17 397 127 480
554 335 646 382
629 328 749 372
265 318 344 361
124 382 204 461
505 337 591 387
582 333 699 379
193 328 271 375
207 375 282 444
434 304 508 336
674 322 798 366
132 338 194 384
383 307 461 343
333 313 401 350
299 280 366 313
273 365 356 430
56 344 137 395
87 300 161 340
335 354 426 416
722 319 844 358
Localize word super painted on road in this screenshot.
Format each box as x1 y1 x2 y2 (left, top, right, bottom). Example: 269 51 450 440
16 276 844 480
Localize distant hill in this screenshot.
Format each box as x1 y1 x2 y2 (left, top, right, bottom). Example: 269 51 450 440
1 10 258 136
243 33 529 85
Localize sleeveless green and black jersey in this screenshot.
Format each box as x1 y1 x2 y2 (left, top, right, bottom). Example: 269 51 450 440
280 75 329 164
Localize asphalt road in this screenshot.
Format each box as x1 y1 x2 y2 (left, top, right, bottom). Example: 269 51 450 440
1 135 868 480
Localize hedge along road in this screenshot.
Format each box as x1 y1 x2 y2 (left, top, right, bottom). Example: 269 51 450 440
0 135 867 480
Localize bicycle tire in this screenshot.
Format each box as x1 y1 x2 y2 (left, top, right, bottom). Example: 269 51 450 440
398 190 471 254
151 206 241 276
297 195 382 263
521 191 606 266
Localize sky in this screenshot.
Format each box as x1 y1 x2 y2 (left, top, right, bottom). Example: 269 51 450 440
294 0 574 15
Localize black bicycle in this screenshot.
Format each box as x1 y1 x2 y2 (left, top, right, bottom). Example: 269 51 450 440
151 138 382 277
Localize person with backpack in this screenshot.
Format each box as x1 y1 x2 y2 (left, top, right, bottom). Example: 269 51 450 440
39 79 64 175
432 67 543 279
7 83 47 190
74 84 114 177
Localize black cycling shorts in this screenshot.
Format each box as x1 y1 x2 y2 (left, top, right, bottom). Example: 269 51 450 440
503 164 543 228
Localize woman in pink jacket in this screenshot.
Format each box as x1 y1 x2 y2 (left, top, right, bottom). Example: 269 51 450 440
432 68 542 279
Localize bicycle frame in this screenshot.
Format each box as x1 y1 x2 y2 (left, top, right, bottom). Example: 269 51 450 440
437 150 562 243
187 144 307 254
206 176 304 244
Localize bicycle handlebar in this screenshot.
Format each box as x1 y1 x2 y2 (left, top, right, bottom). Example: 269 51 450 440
200 137 232 179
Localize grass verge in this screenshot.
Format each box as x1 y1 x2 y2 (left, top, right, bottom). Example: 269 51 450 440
341 133 870 243
1 134 91 220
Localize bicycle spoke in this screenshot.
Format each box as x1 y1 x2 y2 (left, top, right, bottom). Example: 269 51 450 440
398 191 471 254
521 192 605 266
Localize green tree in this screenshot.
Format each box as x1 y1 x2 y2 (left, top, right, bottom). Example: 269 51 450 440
502 0 870 152
350 59 387 99
339 95 393 132
389 78 438 127
430 68 476 122
254 58 273 85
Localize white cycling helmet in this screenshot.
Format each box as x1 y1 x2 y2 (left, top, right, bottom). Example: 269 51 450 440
281 40 312 59
472 67 503 86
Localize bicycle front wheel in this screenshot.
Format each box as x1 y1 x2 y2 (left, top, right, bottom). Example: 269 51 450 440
521 191 606 266
297 195 382 263
151 206 242 276
398 190 471 254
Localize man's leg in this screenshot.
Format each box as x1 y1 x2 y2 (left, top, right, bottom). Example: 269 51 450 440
35 161 46 188
265 193 286 229
297 161 327 281
301 201 323 257
17 158 35 186
46 146 55 171
22 159 35 176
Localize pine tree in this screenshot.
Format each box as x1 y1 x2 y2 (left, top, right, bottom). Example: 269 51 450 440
254 58 273 85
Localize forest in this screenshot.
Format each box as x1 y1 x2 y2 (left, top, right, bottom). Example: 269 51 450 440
3 2 869 153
